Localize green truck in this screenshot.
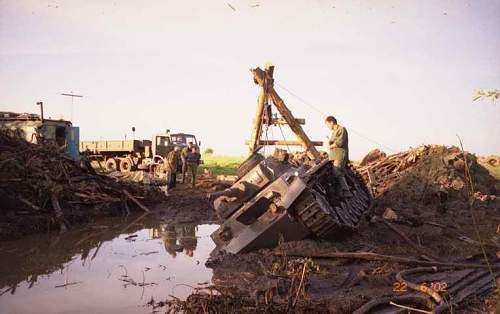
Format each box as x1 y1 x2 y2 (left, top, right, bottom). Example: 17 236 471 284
80 132 200 174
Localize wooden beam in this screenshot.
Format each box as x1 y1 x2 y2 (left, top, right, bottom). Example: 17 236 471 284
248 64 274 154
251 66 321 160
245 140 323 146
271 118 305 125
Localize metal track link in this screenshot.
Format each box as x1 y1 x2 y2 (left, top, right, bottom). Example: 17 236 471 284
293 166 372 240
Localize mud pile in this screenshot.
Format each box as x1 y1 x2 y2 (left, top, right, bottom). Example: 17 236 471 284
0 131 165 239
356 145 499 215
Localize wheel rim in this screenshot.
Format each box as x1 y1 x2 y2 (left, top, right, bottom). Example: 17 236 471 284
106 159 117 171
121 159 132 173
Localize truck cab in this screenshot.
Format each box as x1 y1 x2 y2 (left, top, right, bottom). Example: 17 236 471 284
152 132 200 159
170 133 199 148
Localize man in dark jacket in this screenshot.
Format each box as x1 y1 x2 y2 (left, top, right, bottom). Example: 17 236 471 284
186 147 201 188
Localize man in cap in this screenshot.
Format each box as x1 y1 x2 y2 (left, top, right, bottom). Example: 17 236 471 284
186 147 201 188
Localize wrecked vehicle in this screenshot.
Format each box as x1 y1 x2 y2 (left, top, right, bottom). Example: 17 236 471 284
209 65 372 253
211 155 371 253
0 105 80 161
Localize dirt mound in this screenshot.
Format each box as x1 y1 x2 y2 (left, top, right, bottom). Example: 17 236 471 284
0 131 165 239
356 145 499 215
352 144 499 261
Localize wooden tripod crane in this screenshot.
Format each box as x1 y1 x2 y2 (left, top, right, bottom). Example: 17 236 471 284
247 64 322 160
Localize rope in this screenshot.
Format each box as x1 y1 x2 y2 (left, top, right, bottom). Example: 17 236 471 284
263 115 270 157
274 81 396 153
277 123 291 153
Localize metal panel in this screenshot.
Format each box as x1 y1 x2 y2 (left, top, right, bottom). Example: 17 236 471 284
67 127 80 161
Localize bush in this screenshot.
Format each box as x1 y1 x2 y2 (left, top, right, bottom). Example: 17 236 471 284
204 148 214 155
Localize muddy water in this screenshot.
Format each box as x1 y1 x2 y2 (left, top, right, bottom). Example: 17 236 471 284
0 215 218 314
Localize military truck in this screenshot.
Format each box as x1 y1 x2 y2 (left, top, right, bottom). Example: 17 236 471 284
80 132 200 173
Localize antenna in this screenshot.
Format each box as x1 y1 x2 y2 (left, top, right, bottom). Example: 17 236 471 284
36 101 44 121
61 92 84 122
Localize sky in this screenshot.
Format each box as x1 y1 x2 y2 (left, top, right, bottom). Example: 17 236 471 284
0 0 499 158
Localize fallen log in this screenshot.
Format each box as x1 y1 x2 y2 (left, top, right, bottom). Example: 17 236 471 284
381 219 442 262
274 251 500 270
122 189 150 212
18 196 40 211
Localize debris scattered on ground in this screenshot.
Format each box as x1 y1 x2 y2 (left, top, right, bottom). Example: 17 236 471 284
0 130 165 239
360 148 387 166
150 144 499 314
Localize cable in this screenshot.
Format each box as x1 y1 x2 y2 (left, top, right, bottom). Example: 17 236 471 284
277 123 291 153
274 81 396 153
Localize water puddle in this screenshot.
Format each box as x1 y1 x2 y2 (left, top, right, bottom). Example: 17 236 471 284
0 215 218 314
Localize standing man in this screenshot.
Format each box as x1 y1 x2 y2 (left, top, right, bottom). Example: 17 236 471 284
325 116 352 197
181 142 194 184
186 147 201 188
166 146 181 189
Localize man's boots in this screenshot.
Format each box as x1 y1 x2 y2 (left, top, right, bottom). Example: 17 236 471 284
339 175 353 198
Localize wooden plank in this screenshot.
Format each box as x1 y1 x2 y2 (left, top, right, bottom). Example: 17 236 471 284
122 189 151 212
245 139 323 146
271 118 305 125
251 66 321 160
248 64 274 154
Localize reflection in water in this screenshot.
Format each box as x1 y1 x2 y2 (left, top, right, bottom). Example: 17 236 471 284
156 224 198 258
0 215 218 314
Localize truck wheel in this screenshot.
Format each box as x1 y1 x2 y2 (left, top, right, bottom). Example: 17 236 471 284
120 158 133 173
105 158 120 172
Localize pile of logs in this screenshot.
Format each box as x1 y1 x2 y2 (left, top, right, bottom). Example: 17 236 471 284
355 145 497 199
356 146 430 197
0 130 163 237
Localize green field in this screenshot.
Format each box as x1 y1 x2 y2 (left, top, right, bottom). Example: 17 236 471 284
483 164 500 180
200 155 245 176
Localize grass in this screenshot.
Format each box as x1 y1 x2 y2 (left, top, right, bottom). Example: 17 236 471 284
200 154 245 176
482 164 500 180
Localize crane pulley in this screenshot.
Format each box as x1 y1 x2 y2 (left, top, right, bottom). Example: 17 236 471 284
247 64 322 160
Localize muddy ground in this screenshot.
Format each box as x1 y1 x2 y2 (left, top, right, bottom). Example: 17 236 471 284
152 184 217 224
150 147 500 314
2 137 499 313
163 189 499 313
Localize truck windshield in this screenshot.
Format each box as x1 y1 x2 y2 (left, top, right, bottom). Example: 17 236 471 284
184 136 197 145
156 136 170 147
171 135 197 146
